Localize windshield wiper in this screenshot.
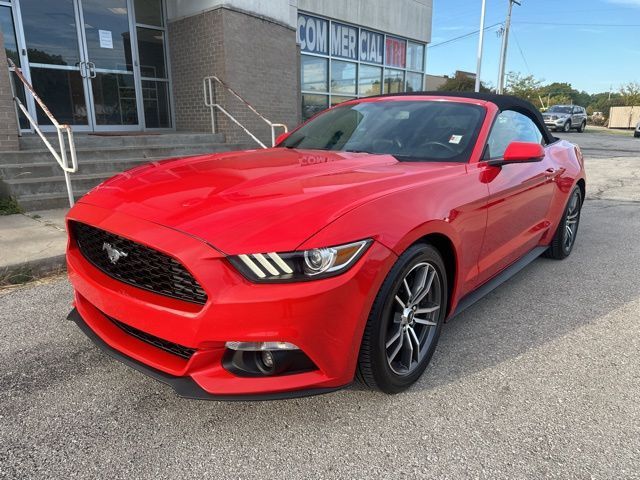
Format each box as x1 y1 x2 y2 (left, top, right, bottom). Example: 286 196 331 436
344 149 374 154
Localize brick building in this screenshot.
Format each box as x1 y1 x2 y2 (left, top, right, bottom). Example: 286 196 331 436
0 0 433 149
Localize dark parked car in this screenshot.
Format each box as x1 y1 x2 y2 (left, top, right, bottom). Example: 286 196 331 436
543 105 587 133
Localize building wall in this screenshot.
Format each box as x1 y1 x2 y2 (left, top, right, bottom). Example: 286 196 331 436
167 6 298 146
168 8 225 134
0 31 19 151
296 0 432 43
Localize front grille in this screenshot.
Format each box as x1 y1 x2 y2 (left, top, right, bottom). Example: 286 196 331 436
71 221 208 305
108 314 196 360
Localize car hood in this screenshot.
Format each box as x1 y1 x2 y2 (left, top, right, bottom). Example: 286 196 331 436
79 148 458 254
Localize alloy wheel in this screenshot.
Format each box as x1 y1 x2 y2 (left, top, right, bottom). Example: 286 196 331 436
385 262 442 376
564 189 581 251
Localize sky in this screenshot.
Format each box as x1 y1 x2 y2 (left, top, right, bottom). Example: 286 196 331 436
427 0 640 94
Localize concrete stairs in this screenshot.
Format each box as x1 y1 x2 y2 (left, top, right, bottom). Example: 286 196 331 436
0 132 242 211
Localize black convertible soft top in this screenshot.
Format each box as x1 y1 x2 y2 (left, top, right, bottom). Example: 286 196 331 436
372 91 556 144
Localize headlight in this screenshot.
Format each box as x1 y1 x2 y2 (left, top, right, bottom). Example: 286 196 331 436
229 239 372 282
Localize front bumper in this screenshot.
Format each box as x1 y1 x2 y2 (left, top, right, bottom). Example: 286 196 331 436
66 202 396 399
544 118 568 128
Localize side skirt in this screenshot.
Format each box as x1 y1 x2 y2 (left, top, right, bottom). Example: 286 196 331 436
451 246 548 318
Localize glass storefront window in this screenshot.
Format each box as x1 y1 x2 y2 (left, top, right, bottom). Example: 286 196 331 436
330 60 356 95
20 0 81 66
91 73 138 125
301 55 328 92
302 94 328 121
358 65 382 97
331 95 356 106
134 0 163 27
384 69 404 94
407 42 424 72
405 72 423 93
142 80 171 128
30 67 88 125
137 27 166 78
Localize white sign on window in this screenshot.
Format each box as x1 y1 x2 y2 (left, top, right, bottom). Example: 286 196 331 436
99 29 113 49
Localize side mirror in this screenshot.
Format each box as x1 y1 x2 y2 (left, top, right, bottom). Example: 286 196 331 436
489 141 545 166
275 131 291 145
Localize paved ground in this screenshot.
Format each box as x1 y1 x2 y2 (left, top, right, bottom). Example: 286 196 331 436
0 131 639 479
555 130 640 203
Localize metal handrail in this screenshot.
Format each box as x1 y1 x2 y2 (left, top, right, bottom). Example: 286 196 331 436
7 58 78 207
203 75 287 148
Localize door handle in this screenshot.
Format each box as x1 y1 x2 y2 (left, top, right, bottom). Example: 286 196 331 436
545 168 556 174
78 61 87 78
87 61 97 78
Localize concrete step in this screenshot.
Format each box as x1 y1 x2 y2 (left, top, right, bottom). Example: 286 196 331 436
0 142 236 163
4 172 120 197
0 148 239 179
0 158 153 180
13 190 92 211
18 132 225 150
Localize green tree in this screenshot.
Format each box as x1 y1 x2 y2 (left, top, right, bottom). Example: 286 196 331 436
619 82 640 105
505 72 544 107
437 72 490 93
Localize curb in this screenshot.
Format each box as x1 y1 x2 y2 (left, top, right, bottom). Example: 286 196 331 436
0 254 67 286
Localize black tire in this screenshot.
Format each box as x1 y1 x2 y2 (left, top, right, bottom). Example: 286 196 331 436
563 121 572 132
544 186 582 260
577 121 586 133
634 132 640 138
356 244 448 393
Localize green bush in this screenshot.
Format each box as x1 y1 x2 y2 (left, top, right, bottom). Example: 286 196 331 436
0 198 23 215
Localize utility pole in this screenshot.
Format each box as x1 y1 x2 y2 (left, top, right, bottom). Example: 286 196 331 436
497 0 521 94
474 0 487 92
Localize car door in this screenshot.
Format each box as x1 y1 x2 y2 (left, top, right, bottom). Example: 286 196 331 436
572 107 582 127
475 110 557 285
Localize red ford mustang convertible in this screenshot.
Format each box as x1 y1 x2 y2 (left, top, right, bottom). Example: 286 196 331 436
66 93 586 400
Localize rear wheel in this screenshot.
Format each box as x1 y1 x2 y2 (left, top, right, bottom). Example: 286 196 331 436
577 121 586 133
544 186 582 259
356 244 447 393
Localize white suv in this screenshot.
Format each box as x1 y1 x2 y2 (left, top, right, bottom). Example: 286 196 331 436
543 105 587 133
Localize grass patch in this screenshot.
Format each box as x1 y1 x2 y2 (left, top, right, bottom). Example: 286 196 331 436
0 197 23 215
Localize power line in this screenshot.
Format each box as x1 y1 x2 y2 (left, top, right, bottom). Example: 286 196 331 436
514 21 640 27
429 22 502 49
512 29 532 75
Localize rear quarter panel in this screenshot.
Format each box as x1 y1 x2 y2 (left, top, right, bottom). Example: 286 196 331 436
541 139 586 244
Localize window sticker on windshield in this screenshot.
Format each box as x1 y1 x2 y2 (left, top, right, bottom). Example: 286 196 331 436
449 135 463 144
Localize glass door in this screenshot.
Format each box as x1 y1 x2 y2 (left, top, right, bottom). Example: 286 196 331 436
19 0 92 130
18 0 141 131
78 0 140 130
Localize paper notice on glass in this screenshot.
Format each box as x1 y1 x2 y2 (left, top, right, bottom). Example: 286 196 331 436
99 30 113 49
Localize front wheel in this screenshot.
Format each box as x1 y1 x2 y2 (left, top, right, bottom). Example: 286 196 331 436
563 121 572 132
356 244 447 393
544 186 583 259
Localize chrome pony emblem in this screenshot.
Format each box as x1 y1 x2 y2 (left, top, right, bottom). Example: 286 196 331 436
102 242 128 264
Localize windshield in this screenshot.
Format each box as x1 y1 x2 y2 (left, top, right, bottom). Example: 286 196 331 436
548 106 572 114
280 100 485 162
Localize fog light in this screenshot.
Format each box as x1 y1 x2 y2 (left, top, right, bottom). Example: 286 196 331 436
261 351 274 369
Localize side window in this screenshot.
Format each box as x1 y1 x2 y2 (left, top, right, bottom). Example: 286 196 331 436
486 110 544 159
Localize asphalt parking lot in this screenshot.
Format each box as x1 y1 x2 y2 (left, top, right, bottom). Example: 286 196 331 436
1 132 639 479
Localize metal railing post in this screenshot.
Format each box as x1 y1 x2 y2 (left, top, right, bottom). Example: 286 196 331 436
202 75 288 148
7 58 78 207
